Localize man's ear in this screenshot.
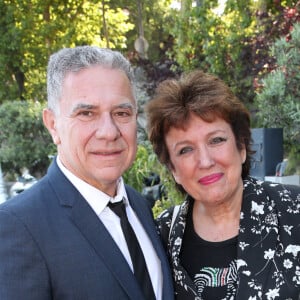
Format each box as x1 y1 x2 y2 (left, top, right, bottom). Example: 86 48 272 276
43 108 61 145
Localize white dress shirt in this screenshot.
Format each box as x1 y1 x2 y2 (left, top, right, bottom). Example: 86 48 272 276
56 157 163 300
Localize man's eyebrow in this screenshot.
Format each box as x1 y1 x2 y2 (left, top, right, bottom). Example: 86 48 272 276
70 102 136 114
71 103 96 113
114 102 136 110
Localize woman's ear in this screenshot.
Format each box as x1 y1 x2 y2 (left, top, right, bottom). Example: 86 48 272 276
171 169 182 185
241 144 246 164
167 162 181 185
43 108 61 145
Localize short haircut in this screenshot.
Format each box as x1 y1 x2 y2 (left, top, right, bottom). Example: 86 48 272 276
47 46 135 114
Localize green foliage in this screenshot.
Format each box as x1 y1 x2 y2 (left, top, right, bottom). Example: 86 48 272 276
0 100 55 178
285 147 300 175
0 0 134 102
255 23 300 173
0 0 177 103
164 0 300 107
123 141 183 217
123 142 156 191
151 166 184 218
165 0 257 106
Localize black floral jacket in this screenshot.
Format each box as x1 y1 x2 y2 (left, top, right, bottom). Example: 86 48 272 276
156 177 300 300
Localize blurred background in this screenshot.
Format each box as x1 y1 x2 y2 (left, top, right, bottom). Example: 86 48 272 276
0 0 299 214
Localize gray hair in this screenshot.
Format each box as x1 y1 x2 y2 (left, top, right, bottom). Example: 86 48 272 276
47 46 135 114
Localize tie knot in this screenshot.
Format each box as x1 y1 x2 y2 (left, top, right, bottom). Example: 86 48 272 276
108 200 126 219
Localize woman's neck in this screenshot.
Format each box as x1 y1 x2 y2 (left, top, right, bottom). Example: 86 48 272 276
192 196 242 242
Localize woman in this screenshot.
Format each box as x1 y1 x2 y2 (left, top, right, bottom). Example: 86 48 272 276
145 70 300 299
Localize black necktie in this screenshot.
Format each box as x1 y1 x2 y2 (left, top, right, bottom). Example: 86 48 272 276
108 200 156 300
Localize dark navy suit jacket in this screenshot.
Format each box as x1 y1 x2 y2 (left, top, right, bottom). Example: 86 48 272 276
0 159 174 299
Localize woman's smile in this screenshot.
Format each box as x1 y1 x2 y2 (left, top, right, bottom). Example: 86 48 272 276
198 172 223 185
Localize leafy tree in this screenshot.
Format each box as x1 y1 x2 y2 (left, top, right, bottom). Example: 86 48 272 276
0 100 55 178
250 1 300 86
254 22 300 174
163 0 259 106
164 0 299 107
0 0 134 102
111 0 173 61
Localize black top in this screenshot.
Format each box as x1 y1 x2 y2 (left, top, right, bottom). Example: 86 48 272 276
180 202 238 299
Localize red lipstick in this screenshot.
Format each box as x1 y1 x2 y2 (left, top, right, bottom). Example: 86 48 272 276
198 173 223 185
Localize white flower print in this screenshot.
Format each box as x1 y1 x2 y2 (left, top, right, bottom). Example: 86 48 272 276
240 212 244 219
254 184 264 195
174 269 184 281
264 249 275 260
156 177 300 299
248 279 262 291
174 237 181 246
243 271 251 276
283 259 293 269
265 287 279 299
293 266 300 285
251 201 264 215
285 244 300 257
239 241 250 251
236 259 247 270
264 213 278 227
283 225 293 235
258 291 262 298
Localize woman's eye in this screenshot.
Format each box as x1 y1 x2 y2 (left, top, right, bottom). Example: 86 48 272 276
210 136 227 144
178 147 193 155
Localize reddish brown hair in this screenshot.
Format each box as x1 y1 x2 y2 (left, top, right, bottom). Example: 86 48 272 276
146 70 252 183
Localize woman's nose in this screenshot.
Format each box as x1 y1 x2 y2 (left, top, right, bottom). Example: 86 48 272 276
197 147 215 168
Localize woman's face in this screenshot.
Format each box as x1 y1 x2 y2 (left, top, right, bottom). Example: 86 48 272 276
165 113 246 206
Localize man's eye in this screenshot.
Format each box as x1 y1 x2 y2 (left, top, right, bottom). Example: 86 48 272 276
75 111 94 120
115 111 130 117
78 111 93 117
113 110 135 123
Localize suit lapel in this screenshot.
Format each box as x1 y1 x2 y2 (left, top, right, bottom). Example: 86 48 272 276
70 197 144 299
47 160 144 299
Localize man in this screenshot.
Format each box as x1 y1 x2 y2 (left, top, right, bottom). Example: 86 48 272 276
0 46 174 300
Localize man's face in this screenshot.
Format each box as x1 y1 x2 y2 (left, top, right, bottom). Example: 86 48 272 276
43 66 137 196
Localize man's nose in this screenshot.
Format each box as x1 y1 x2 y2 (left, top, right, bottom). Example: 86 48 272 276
95 113 121 140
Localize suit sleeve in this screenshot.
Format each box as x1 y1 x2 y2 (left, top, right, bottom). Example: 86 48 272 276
0 209 51 300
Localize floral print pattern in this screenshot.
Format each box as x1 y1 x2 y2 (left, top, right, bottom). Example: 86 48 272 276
156 177 300 299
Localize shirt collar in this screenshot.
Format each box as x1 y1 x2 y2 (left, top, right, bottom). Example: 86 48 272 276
56 156 128 215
